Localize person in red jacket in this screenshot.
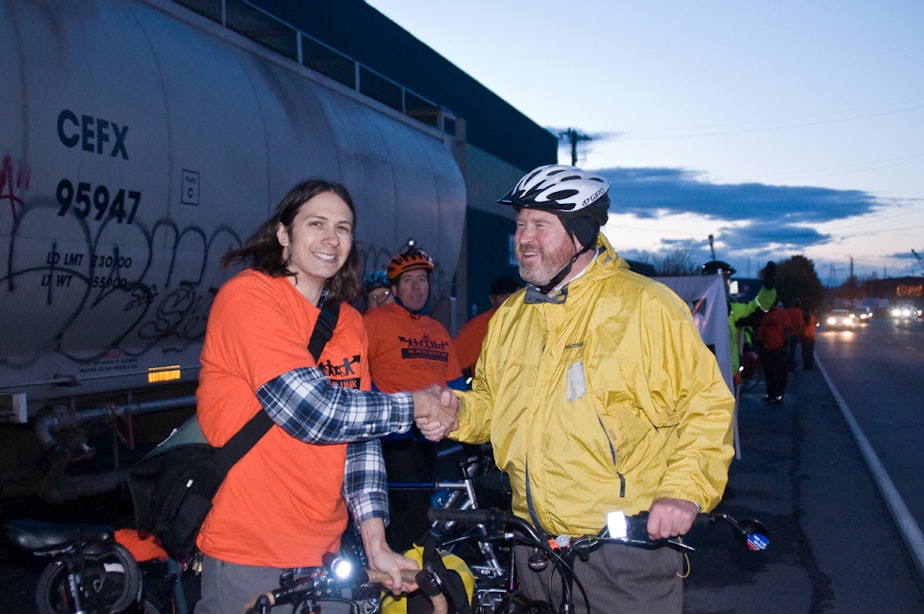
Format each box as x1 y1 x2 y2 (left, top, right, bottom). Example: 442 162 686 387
453 275 520 377
757 302 792 404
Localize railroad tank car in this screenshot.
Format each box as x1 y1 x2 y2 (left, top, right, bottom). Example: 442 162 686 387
0 0 466 497
0 0 465 421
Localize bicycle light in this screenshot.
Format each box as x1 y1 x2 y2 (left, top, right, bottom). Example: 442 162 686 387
607 511 628 539
322 553 354 580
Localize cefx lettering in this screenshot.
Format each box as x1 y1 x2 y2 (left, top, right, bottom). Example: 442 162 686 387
57 109 129 159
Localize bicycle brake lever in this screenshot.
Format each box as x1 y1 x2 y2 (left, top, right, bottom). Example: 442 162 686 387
664 537 695 552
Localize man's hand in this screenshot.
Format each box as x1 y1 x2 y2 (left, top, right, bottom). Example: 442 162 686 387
411 385 459 441
646 497 699 540
762 260 777 289
359 518 419 595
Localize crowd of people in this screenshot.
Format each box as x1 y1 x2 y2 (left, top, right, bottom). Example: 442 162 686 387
190 165 749 613
733 295 817 405
700 257 820 407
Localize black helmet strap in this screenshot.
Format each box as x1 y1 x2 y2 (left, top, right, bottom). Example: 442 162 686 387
536 239 595 295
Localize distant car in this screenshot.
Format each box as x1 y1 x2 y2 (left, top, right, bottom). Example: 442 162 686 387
825 309 855 329
850 306 873 323
891 305 923 319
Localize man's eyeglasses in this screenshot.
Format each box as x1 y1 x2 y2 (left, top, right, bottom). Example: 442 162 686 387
368 291 391 306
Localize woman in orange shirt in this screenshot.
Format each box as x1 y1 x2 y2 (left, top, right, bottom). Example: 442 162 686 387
195 180 455 613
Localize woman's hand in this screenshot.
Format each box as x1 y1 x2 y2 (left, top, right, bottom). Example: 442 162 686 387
360 518 419 594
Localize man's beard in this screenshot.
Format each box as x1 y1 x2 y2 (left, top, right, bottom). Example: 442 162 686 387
516 240 575 288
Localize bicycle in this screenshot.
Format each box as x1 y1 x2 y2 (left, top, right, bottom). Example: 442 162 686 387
248 444 508 614
426 507 769 614
2 519 194 613
427 444 510 577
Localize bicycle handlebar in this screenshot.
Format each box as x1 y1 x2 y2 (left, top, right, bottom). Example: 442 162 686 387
427 507 769 552
428 507 544 543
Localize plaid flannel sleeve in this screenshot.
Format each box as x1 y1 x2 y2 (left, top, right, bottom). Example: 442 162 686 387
256 366 414 443
343 439 389 525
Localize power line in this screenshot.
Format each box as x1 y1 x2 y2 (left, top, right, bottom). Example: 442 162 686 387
621 99 924 141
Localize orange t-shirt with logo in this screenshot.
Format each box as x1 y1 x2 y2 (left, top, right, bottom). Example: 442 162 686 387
363 302 462 393
196 269 368 567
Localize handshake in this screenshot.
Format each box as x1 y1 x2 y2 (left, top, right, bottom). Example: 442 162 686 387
411 386 460 442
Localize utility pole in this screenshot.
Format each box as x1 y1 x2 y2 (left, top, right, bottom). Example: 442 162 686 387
850 256 855 309
558 128 593 166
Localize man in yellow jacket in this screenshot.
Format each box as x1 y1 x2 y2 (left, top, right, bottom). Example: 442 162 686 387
444 165 736 613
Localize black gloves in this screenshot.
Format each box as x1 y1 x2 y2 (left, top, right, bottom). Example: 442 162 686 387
763 261 777 289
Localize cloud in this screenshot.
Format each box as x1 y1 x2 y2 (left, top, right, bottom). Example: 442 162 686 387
593 166 891 268
595 166 880 223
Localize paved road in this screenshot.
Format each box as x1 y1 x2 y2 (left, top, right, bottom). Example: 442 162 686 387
814 317 924 528
684 339 924 612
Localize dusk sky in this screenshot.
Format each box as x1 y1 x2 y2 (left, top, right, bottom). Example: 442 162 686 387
365 0 924 284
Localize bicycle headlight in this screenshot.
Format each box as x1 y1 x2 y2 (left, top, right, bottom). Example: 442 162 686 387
322 553 354 580
332 557 353 580
607 511 628 539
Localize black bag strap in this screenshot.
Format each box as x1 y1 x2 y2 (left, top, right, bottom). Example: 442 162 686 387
208 302 342 475
309 302 340 362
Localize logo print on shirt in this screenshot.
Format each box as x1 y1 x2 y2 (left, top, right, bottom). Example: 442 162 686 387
397 334 450 363
319 355 361 389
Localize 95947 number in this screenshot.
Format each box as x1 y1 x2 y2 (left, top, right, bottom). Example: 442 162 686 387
56 179 141 224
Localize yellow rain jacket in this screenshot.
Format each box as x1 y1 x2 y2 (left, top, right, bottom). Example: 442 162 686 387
452 235 735 537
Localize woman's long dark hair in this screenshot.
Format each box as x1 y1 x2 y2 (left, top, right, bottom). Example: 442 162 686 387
220 179 363 304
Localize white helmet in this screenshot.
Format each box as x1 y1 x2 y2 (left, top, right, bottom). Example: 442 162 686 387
498 165 610 225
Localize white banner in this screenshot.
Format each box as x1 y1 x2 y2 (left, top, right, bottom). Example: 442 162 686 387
654 275 732 391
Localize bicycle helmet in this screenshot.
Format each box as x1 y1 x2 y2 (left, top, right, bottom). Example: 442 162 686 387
498 164 611 225
502 166 611 295
363 270 390 291
702 260 737 276
386 238 435 282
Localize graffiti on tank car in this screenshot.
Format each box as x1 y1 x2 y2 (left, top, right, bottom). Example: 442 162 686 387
1 155 30 224
1 192 243 367
135 281 216 353
57 109 129 160
56 178 141 224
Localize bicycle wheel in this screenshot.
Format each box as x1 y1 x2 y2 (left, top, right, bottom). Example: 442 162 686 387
36 543 142 614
